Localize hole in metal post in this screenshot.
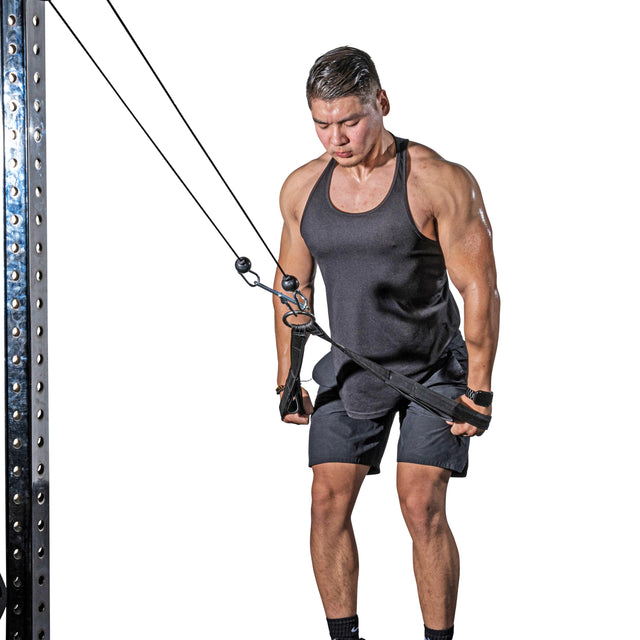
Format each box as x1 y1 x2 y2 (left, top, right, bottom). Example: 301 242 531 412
12 410 21 420
37 520 45 531
13 549 23 560
33 15 40 26
10 271 19 281
38 547 45 558
36 214 43 225
9 100 18 112
39 575 45 585
34 72 41 84
37 354 44 364
9 72 17 83
37 326 44 336
37 381 44 392
33 44 40 55
12 355 22 365
36 270 43 281
13 577 22 588
37 492 45 505
12 438 22 449
12 382 20 392
12 327 20 337
37 409 44 420
11 214 20 225
36 242 43 253
10 243 20 253
34 128 42 141
34 99 41 112
11 299 20 309
8 14 16 26
35 158 42 169
37 436 45 447
37 464 45 475
13 521 22 532
12 466 22 477
9 43 17 54
36 298 43 309
10 185 19 197
10 158 18 169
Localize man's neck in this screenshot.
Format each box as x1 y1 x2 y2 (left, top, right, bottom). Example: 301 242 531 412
343 130 395 182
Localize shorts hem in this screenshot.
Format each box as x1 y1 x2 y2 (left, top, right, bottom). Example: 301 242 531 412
309 457 381 475
344 408 393 420
398 457 468 478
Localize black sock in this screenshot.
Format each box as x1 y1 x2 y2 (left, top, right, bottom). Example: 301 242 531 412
327 615 360 639
425 624 454 639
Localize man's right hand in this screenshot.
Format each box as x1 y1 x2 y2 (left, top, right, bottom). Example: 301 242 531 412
282 387 314 425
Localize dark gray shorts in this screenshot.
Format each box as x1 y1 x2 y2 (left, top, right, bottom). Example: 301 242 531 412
308 333 470 477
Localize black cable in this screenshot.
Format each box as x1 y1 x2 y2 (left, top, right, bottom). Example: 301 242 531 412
45 0 248 264
104 0 286 277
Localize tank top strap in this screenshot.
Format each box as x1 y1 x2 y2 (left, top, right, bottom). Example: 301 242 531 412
392 135 409 193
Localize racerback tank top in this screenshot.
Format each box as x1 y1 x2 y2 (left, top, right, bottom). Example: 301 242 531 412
300 136 461 418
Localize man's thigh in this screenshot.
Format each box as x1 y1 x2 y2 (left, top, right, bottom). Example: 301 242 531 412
309 387 395 475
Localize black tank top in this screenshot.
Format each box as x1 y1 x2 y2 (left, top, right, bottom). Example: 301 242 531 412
301 136 461 418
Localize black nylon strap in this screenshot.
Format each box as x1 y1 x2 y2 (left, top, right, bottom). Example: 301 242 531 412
279 321 491 430
278 326 308 419
309 322 491 430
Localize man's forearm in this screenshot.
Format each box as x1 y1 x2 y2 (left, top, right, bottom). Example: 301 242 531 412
274 283 314 387
462 285 500 392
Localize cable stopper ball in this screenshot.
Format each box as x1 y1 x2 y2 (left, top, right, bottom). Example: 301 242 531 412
281 275 300 292
235 256 252 274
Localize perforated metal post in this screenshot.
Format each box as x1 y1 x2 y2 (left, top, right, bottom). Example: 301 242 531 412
2 1 50 638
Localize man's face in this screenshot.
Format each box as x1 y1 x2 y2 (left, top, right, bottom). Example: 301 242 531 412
310 91 389 167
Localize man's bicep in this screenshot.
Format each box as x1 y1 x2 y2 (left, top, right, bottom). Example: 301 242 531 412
444 219 496 297
436 171 496 294
278 219 316 289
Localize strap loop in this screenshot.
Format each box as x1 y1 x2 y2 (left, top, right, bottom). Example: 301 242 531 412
278 326 309 419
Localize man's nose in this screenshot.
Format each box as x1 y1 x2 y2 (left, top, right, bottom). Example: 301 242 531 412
330 125 348 146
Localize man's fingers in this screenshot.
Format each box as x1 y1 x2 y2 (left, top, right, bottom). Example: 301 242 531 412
449 422 484 437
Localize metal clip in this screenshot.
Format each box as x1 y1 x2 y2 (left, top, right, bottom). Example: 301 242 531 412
235 256 310 315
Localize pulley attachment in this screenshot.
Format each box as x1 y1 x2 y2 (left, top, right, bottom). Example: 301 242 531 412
234 257 311 320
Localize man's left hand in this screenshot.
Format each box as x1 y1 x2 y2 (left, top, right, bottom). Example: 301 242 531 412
446 395 490 437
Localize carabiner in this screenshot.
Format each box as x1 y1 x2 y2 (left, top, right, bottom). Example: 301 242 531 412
235 256 310 314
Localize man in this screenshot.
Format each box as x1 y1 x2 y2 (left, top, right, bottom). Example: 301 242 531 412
274 46 499 640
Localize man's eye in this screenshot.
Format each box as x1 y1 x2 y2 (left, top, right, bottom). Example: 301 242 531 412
345 121 359 127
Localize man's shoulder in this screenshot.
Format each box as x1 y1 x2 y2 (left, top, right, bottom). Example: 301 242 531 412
406 141 476 196
281 153 329 201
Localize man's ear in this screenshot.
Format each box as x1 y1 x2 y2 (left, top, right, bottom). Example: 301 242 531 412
378 89 390 116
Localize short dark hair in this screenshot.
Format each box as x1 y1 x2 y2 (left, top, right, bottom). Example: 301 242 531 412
306 46 381 107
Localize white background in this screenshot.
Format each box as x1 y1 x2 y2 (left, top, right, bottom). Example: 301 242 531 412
3 0 639 638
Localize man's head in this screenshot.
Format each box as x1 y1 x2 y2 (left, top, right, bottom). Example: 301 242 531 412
307 47 389 167
306 46 382 108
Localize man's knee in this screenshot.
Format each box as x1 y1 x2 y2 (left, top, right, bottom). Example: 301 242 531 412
397 464 450 537
311 463 368 527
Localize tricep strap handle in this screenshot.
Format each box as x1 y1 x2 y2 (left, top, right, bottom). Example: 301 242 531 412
279 326 308 420
280 321 491 430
